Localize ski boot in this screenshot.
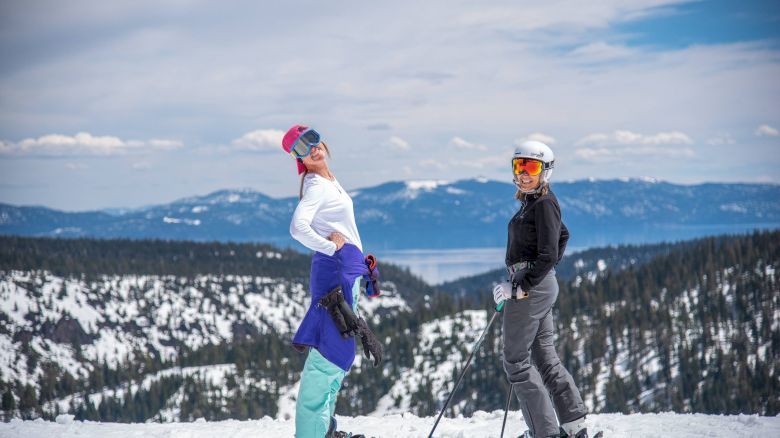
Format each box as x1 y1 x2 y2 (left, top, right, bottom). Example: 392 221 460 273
326 416 366 438
518 431 589 438
559 416 603 438
517 425 603 438
559 428 601 438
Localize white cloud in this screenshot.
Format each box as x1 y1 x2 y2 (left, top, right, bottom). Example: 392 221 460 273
0 141 14 154
452 1 689 32
384 136 411 150
0 132 182 156
569 42 635 62
575 145 695 162
755 124 779 137
518 133 557 145
706 135 735 145
574 129 695 162
1 1 778 208
147 139 183 149
575 133 610 145
576 130 693 146
64 162 88 170
418 159 447 170
422 153 510 171
231 129 285 151
450 157 504 169
450 136 487 151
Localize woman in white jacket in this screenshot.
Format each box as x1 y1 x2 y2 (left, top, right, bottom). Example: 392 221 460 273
281 124 381 438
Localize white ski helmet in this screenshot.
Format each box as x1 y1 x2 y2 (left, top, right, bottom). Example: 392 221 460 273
512 140 555 193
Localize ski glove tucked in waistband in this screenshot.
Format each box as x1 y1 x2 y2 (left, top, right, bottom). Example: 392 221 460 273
318 286 383 367
319 286 360 338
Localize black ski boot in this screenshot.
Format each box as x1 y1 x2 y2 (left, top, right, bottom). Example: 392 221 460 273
326 416 366 438
517 431 561 438
559 415 603 438
559 426 603 438
518 428 603 438
331 431 366 438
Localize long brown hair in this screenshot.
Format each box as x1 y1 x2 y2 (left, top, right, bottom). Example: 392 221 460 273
298 142 332 199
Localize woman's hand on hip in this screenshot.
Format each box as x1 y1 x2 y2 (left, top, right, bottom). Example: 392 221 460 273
329 232 346 251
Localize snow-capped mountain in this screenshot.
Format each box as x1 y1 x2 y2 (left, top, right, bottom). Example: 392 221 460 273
1 179 778 249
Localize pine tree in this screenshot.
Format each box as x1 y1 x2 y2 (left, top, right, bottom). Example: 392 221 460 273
2 388 15 412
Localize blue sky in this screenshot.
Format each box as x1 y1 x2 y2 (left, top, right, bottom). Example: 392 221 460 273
617 0 780 47
0 0 778 210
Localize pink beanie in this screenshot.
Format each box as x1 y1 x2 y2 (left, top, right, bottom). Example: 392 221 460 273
282 124 309 175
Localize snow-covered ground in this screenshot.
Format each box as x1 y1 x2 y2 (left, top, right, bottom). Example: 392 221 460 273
1 411 779 438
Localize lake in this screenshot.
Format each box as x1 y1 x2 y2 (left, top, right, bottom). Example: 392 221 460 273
375 223 779 285
376 247 506 285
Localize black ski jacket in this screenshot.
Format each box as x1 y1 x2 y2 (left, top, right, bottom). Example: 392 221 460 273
505 190 569 292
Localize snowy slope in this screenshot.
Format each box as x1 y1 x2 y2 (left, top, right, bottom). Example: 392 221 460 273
42 364 238 422
373 310 490 416
1 412 779 438
0 270 408 385
0 271 308 386
0 269 409 419
2 233 777 422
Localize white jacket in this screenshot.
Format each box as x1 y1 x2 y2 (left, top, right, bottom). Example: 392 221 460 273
289 173 363 256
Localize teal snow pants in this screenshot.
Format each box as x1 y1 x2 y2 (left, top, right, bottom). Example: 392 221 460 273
295 277 361 438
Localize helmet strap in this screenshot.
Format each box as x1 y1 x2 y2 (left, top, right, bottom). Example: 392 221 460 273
513 176 544 194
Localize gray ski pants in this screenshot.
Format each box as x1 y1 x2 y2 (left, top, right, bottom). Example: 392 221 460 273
502 268 587 437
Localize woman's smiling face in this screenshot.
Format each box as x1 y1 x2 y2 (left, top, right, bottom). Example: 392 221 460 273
516 166 541 191
301 144 326 170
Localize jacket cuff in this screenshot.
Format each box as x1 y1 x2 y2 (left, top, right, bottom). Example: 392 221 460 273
322 241 338 256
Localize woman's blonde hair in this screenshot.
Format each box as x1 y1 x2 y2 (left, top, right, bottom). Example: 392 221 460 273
299 142 332 199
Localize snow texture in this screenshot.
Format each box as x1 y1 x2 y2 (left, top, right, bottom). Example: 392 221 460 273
373 310 488 416
0 270 406 397
1 412 779 437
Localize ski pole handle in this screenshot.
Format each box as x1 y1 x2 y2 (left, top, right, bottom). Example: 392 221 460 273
495 300 506 312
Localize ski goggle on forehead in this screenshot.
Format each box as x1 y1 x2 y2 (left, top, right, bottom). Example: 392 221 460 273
512 158 544 176
289 129 321 159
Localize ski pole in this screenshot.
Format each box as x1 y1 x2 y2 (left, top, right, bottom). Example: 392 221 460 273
428 300 506 438
500 384 513 438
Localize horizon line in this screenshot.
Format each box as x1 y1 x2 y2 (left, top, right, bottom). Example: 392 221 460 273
1 176 778 213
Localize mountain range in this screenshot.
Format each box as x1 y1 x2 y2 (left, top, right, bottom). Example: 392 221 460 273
2 178 779 250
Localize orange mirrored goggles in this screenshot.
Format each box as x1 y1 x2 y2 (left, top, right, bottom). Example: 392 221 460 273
512 158 543 176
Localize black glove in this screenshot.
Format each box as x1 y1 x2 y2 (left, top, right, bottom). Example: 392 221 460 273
509 269 525 290
356 317 383 367
336 292 359 337
319 287 359 338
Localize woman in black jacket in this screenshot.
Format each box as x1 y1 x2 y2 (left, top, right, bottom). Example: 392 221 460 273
492 140 590 438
